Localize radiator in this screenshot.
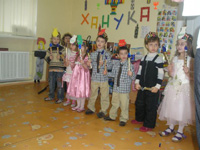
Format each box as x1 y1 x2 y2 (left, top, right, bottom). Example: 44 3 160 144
0 51 29 82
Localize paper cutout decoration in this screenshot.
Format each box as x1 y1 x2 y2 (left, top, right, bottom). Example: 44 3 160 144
114 14 124 30
134 24 139 38
127 11 137 25
81 13 89 25
153 2 159 10
147 0 151 4
91 16 98 29
131 0 135 10
97 3 100 10
105 0 125 15
52 28 59 37
85 0 87 11
77 35 83 49
70 35 77 44
140 7 150 22
102 15 110 28
37 37 46 50
118 39 126 47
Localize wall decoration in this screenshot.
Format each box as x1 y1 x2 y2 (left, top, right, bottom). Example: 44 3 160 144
127 11 137 25
131 0 135 10
140 7 150 22
81 13 89 25
147 0 151 4
157 8 177 57
85 0 87 11
97 3 100 10
140 26 150 38
153 1 159 10
134 24 139 38
105 0 125 15
114 14 124 30
91 16 98 29
102 15 110 28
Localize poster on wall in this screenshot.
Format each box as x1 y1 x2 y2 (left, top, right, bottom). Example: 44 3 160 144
156 8 177 57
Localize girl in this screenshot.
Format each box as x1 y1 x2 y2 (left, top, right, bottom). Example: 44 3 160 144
61 33 72 49
44 29 65 104
158 33 195 142
62 35 78 107
67 41 91 112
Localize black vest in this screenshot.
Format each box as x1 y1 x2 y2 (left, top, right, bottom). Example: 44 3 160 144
140 55 159 87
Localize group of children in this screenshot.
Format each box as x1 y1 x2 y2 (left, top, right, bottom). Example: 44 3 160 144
44 28 195 142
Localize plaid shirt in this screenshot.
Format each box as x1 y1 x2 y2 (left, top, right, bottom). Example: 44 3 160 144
90 49 112 82
108 60 135 93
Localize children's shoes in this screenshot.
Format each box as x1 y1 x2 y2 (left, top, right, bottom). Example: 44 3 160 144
139 126 152 132
63 101 70 106
119 121 126 126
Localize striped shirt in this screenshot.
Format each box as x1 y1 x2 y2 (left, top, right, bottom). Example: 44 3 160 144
135 52 164 89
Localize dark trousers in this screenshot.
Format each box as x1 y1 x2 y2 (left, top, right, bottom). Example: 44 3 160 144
194 48 200 148
135 90 159 128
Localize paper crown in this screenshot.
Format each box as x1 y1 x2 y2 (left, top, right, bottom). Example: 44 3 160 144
118 39 127 47
70 35 77 44
52 28 59 37
145 32 158 41
180 33 193 43
37 37 46 45
98 29 108 41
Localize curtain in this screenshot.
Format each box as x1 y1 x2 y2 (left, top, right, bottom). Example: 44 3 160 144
0 0 37 37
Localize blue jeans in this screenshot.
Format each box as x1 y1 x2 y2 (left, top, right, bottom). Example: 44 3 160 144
195 48 200 148
49 71 64 100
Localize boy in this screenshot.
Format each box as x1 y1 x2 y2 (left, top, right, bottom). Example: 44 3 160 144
132 32 164 132
104 39 135 126
86 29 112 118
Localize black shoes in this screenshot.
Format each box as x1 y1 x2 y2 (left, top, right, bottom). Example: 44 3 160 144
119 121 126 126
85 109 94 115
97 112 105 118
104 116 115 121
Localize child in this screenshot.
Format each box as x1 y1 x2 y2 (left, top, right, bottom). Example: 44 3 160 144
85 29 112 118
61 33 72 48
104 40 135 126
132 32 164 132
62 35 78 107
158 33 195 142
44 29 65 104
67 41 91 112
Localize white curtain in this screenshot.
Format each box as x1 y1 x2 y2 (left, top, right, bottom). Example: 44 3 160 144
0 0 37 37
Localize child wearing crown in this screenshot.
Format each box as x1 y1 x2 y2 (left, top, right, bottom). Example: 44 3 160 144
131 32 164 132
85 29 112 118
158 33 195 142
44 29 65 103
104 40 135 126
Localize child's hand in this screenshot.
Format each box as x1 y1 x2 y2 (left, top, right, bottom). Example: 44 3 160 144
87 60 91 66
57 55 60 60
128 71 133 77
103 70 107 75
65 60 69 67
99 60 103 66
80 59 84 65
50 55 53 60
183 66 189 74
167 64 173 72
135 84 141 90
151 87 158 93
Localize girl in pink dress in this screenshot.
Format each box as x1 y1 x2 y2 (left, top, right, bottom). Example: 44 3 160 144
67 42 91 112
62 35 78 107
158 33 195 142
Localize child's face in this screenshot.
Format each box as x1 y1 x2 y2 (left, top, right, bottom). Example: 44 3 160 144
52 37 60 45
96 37 106 50
146 41 159 53
176 39 187 54
70 44 77 51
81 46 86 54
118 49 128 62
64 36 71 44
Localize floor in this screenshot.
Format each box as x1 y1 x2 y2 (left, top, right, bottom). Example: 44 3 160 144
0 82 198 150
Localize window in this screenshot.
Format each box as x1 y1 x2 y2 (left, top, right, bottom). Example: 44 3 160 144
0 0 37 37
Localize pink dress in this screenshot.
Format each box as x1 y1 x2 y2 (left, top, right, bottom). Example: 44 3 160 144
158 56 195 126
62 49 77 83
67 55 91 100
